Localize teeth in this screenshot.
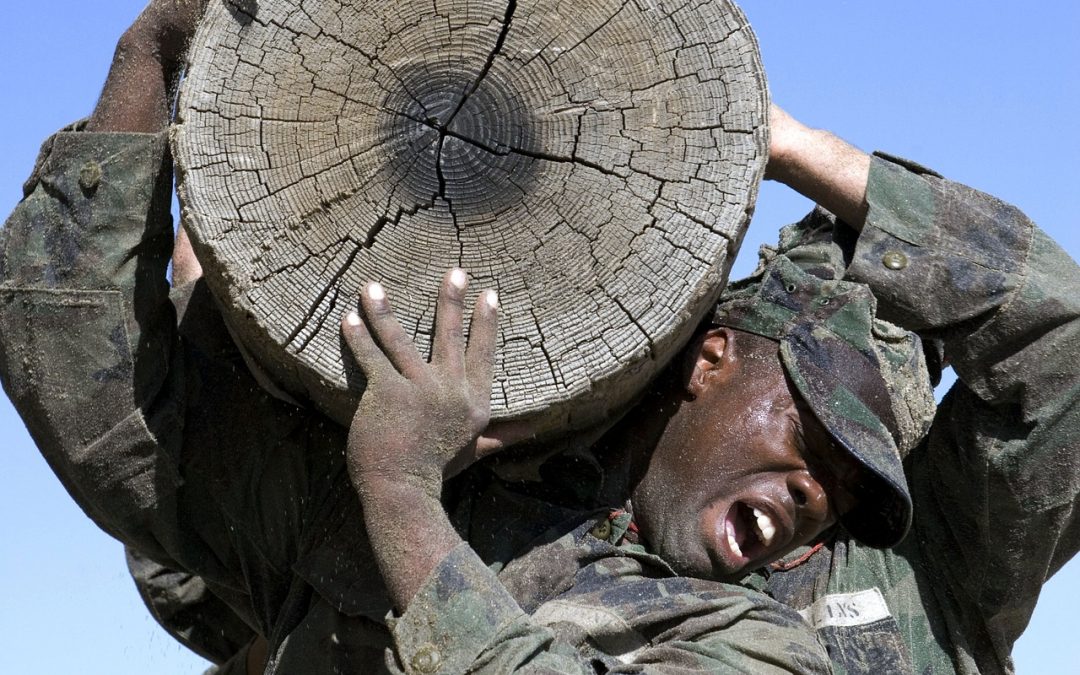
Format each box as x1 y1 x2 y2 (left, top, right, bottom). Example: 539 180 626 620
727 528 744 558
752 507 777 547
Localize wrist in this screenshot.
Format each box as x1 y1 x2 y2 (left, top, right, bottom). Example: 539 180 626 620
357 475 461 610
765 122 871 228
111 24 175 82
351 468 441 503
130 23 191 78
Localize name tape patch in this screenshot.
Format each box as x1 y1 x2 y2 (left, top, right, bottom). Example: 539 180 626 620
799 588 892 629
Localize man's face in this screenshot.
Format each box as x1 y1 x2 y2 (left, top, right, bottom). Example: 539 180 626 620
630 328 860 581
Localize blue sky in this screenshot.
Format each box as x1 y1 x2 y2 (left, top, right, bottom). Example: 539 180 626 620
1 2 1077 673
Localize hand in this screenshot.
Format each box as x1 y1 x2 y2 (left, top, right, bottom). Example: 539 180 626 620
341 269 500 496
87 0 211 133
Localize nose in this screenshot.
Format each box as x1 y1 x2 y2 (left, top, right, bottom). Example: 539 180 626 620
786 469 831 525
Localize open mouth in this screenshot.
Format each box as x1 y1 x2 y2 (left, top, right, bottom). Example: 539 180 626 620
723 501 779 562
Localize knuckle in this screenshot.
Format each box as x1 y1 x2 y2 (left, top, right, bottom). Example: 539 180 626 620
368 302 394 320
443 290 466 308
465 402 491 428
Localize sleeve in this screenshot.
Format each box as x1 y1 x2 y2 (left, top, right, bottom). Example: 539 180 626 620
0 128 194 563
388 544 832 674
126 546 257 665
844 155 1080 664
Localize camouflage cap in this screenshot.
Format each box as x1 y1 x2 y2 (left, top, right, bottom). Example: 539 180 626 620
711 255 936 548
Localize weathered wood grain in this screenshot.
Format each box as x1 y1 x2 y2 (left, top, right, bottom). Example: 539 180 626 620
173 0 768 433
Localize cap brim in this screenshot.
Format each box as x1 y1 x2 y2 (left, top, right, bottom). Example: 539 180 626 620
779 323 912 549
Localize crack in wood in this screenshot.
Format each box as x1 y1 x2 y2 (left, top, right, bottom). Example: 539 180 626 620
610 294 656 358
252 234 350 283
442 0 518 130
284 239 362 347
529 307 565 388
295 285 340 354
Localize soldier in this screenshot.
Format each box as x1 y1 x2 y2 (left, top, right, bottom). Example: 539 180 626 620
3 2 1078 675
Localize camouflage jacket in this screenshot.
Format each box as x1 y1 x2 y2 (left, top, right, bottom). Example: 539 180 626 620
0 129 832 673
736 154 1080 675
387 501 830 674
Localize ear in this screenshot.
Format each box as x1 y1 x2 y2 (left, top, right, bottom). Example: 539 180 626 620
687 327 735 397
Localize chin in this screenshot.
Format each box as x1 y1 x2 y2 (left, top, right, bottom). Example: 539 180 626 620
711 558 758 583
663 547 737 582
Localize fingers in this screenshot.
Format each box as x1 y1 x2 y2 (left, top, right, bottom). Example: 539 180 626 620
358 282 427 379
432 269 468 374
340 307 393 381
345 273 499 387
475 418 538 458
465 289 499 397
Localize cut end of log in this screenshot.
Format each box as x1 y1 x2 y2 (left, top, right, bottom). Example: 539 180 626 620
173 0 769 434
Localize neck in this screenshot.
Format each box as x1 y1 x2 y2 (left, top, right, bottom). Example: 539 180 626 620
593 375 686 503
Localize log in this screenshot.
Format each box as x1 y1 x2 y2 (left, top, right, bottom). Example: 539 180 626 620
173 0 768 434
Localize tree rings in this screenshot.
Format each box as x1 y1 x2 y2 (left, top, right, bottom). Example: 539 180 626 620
173 0 768 433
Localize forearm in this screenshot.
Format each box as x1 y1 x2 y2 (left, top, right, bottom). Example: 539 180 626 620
355 478 557 673
766 105 871 229
85 28 173 133
356 477 461 611
86 0 205 133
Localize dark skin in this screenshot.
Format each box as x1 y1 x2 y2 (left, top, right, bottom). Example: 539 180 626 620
344 294 867 609
630 109 873 575
343 270 500 608
617 327 863 580
86 0 208 134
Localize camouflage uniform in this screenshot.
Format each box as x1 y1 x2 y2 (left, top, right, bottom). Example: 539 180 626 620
0 129 831 672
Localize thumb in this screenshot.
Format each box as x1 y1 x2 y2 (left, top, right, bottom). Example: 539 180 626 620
474 419 541 458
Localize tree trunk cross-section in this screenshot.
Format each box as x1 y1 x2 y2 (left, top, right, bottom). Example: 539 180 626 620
173 0 768 433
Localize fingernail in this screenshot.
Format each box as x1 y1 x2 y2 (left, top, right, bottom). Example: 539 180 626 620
449 268 467 290
346 312 361 326
367 283 385 301
485 290 499 309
